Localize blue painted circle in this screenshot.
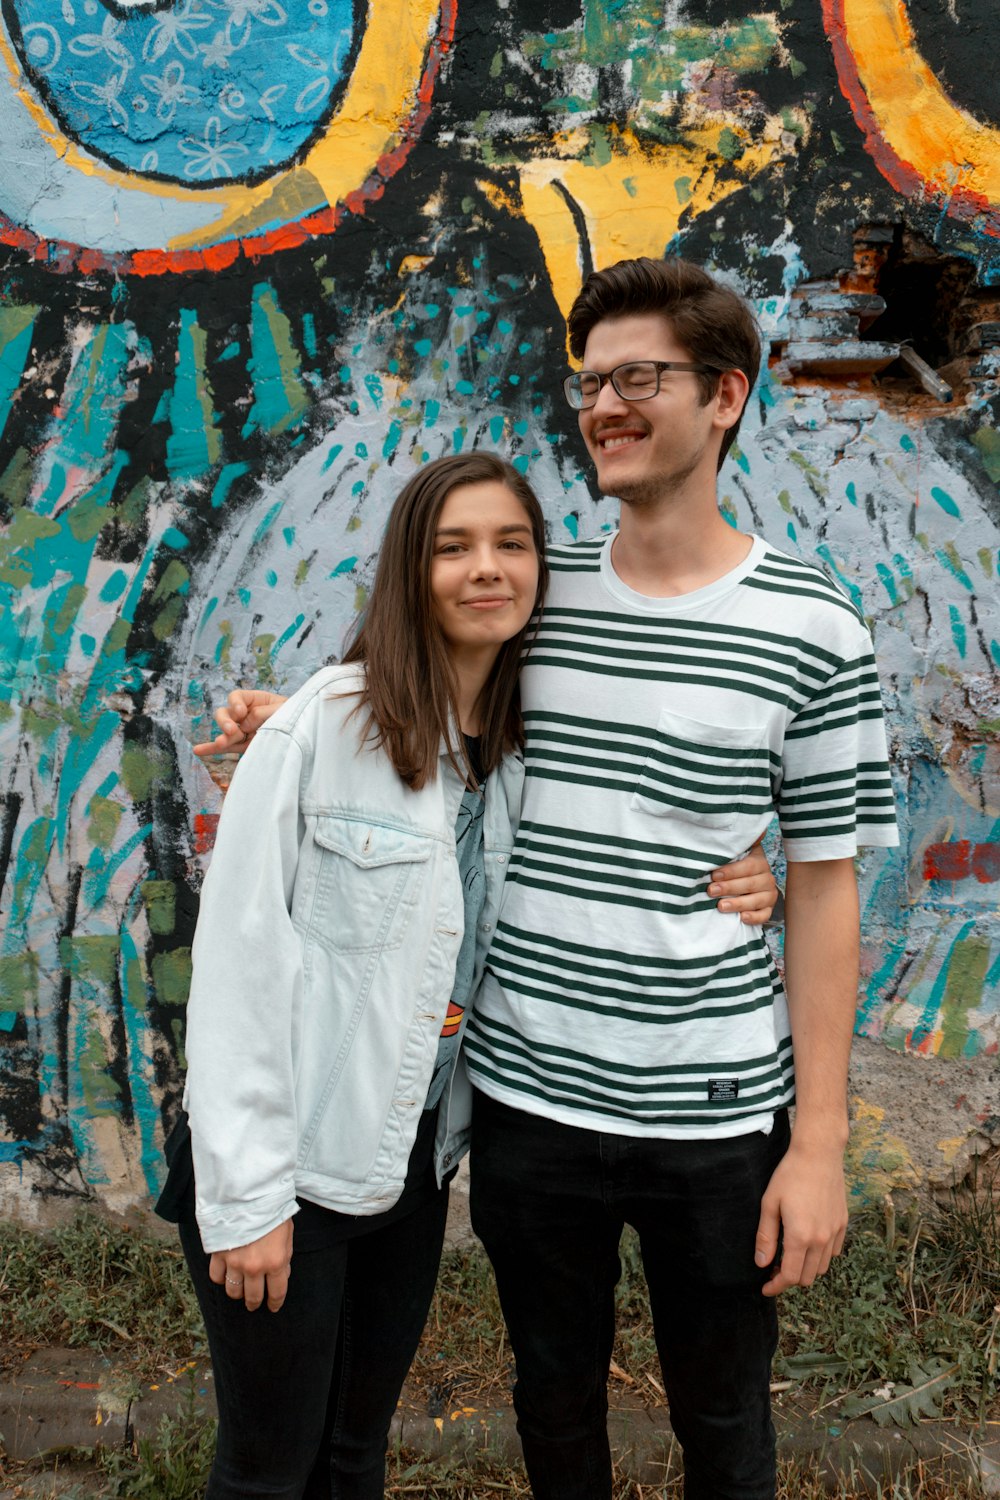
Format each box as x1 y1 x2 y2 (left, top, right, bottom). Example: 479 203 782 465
5 0 359 186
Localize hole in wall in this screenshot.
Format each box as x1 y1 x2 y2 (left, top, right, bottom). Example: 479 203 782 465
855 226 987 401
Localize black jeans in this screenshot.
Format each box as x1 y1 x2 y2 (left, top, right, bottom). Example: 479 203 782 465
469 1091 790 1500
179 1182 449 1499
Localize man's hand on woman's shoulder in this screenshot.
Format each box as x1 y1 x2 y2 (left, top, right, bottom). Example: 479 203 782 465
194 690 289 757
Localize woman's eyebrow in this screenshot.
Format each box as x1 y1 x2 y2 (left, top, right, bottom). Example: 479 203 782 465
435 523 533 536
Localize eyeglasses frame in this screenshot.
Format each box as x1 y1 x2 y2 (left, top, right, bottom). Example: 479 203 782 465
563 359 724 410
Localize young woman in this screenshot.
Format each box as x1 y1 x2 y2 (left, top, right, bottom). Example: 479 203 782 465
160 452 547 1499
164 450 777 1499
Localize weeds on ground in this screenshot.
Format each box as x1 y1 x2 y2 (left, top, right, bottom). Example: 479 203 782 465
778 1178 1000 1421
0 1216 203 1378
409 1180 1000 1425
4 1179 999 1430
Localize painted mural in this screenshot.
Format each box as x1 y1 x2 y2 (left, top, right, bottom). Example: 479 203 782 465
0 0 998 1214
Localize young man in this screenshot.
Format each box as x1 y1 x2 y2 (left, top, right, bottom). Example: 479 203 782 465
459 258 897 1500
198 258 897 1499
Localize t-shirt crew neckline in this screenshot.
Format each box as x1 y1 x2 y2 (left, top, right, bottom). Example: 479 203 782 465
599 531 767 614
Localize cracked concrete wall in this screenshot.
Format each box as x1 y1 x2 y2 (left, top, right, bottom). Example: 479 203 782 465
0 0 998 1218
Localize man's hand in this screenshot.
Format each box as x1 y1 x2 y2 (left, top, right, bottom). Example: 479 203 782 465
708 841 780 925
194 691 289 757
755 1141 848 1296
208 1218 294 1312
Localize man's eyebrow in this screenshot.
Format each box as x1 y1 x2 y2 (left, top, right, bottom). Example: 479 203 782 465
434 523 533 536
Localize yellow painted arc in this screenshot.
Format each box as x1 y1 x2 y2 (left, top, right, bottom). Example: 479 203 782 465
517 124 785 334
841 0 1000 204
0 0 439 245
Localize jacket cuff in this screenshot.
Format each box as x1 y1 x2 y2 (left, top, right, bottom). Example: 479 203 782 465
195 1192 299 1254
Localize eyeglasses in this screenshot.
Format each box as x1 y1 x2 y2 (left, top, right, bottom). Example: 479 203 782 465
563 360 721 410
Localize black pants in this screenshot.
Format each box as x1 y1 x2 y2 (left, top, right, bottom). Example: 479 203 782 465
176 1109 449 1500
470 1090 790 1500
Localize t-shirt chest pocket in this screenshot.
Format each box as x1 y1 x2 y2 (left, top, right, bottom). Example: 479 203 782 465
631 708 770 832
310 817 433 953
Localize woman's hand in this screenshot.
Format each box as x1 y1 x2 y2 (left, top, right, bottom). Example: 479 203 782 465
209 1219 294 1312
194 691 289 757
708 841 781 926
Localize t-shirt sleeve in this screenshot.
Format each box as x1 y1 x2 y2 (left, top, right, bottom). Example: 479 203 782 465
776 622 898 861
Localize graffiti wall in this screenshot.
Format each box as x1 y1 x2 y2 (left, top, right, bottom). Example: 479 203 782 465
0 0 998 1215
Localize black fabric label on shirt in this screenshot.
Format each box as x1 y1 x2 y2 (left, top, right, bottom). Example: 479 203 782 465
708 1079 740 1101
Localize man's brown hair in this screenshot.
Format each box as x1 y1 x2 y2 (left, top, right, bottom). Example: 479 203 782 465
567 257 761 469
341 452 548 790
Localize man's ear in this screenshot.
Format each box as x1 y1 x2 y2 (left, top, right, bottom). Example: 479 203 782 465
713 369 751 432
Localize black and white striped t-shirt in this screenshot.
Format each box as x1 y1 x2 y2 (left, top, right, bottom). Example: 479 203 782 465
465 533 898 1139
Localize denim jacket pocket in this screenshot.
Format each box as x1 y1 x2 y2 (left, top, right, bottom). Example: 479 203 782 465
309 816 434 953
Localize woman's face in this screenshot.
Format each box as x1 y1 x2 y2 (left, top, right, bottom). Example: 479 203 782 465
429 481 540 658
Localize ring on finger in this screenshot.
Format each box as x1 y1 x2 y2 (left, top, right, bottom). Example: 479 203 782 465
225 1274 244 1287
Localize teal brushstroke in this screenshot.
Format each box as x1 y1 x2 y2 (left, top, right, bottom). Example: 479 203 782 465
329 557 357 578
414 339 432 358
991 640 1000 669
489 415 505 443
900 433 916 452
858 932 908 1027
875 563 897 603
814 544 863 611
321 443 343 473
165 309 217 480
910 920 974 1047
930 485 960 518
99 570 128 603
786 521 796 543
117 901 162 1195
272 613 307 659
85 823 154 909
301 313 317 359
935 548 974 590
282 527 295 547
161 527 189 550
563 515 579 540
34 324 132 515
8 817 55 934
846 482 858 507
382 421 402 459
252 502 283 545
211 461 250 510
0 316 34 447
243 283 307 437
512 455 529 475
364 374 384 410
949 604 967 658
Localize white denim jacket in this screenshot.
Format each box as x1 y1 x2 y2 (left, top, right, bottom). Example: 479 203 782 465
183 663 523 1252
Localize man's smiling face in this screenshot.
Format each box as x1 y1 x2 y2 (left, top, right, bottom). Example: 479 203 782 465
577 312 723 508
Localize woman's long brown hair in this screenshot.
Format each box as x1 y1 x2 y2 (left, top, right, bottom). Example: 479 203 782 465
341 452 549 790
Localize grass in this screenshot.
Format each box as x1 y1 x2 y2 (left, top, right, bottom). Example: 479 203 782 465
0 1215 203 1379
1 1434 985 1498
2 1183 998 1494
